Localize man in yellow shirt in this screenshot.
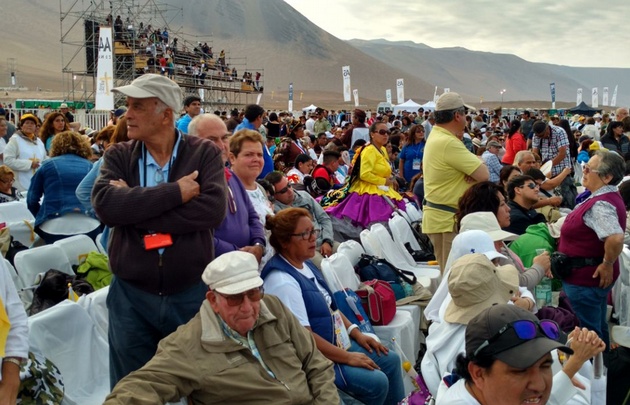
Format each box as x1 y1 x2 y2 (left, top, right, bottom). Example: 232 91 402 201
422 93 489 270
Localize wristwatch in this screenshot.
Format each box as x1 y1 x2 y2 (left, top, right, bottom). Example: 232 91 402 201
2 357 23 367
254 242 266 255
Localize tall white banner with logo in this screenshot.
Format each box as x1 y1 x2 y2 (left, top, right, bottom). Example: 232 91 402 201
433 86 438 102
385 89 392 104
592 87 599 108
550 83 556 109
396 79 404 104
353 89 359 107
611 85 618 106
603 87 609 106
342 66 351 102
288 83 293 112
576 88 582 105
95 27 114 111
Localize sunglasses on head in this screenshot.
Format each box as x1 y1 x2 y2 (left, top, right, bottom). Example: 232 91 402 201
473 319 560 357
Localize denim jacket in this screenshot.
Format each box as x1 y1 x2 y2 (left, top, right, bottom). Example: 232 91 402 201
27 154 94 227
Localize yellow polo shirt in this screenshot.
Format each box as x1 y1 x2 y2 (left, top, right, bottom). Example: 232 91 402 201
422 126 482 234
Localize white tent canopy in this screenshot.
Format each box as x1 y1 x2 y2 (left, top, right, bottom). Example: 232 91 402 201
393 99 422 115
302 104 318 112
420 101 436 112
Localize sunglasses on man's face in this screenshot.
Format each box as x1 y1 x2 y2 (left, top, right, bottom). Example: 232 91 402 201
376 129 391 136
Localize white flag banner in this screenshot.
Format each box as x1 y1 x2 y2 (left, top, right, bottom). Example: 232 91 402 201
396 79 404 104
385 89 392 104
611 85 619 106
433 86 438 102
95 27 114 111
288 82 293 112
592 87 599 108
603 87 609 106
342 66 351 102
256 93 263 105
576 88 582 105
353 89 359 107
444 88 450 94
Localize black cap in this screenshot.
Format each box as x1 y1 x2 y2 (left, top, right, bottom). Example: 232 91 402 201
466 304 572 369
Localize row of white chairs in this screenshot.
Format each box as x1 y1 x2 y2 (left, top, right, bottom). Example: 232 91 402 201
321 237 426 395
12 234 101 291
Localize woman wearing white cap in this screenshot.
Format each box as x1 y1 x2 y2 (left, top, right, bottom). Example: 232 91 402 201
4 114 47 192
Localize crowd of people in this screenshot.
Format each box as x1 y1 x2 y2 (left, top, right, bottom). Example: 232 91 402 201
2 74 630 404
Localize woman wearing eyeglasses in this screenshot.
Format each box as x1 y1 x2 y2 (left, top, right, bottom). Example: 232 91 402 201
557 150 626 348
262 207 404 405
0 165 22 203
326 121 406 230
26 131 100 244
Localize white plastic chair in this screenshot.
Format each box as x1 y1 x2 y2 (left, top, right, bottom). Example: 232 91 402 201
359 228 382 258
0 200 33 223
369 223 440 292
337 240 365 267
95 232 107 255
321 253 361 292
13 245 74 287
54 234 99 268
77 286 109 342
405 202 423 223
0 201 37 247
389 213 422 252
28 300 110 405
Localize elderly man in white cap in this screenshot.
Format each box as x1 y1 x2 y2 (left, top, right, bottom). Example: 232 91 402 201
104 251 339 404
422 92 489 270
92 74 227 388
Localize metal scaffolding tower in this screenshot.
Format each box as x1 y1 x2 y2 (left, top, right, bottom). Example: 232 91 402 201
59 0 263 111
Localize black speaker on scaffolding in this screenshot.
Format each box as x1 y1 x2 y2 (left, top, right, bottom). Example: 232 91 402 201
85 19 99 75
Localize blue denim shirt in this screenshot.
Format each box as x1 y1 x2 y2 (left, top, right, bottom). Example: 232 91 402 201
27 154 94 227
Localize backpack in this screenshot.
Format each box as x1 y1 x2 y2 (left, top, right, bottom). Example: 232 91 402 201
356 254 416 300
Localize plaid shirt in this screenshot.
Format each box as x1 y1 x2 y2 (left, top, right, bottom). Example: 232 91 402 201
219 315 276 378
532 124 571 176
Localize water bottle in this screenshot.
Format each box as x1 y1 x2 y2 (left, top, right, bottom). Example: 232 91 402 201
535 277 552 308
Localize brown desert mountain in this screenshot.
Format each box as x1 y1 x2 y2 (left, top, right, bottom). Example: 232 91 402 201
1 0 628 109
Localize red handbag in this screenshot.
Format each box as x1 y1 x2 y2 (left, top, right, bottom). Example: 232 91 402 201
356 280 396 325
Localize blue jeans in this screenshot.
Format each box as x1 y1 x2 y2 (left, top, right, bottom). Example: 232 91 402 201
563 282 613 346
107 276 207 389
336 341 405 405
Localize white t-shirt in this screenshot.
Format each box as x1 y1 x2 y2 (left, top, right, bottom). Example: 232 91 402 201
264 257 332 327
436 379 478 405
246 186 273 226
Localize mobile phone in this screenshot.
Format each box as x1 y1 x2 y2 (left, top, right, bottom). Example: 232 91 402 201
143 233 173 250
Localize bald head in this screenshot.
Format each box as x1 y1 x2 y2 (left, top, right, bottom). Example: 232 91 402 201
616 107 629 122
189 113 230 162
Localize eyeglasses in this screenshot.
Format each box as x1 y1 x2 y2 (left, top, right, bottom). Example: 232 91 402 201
376 129 391 136
583 165 601 175
276 183 292 194
291 228 321 240
215 287 265 307
473 319 560 357
519 182 539 190
0 178 14 184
